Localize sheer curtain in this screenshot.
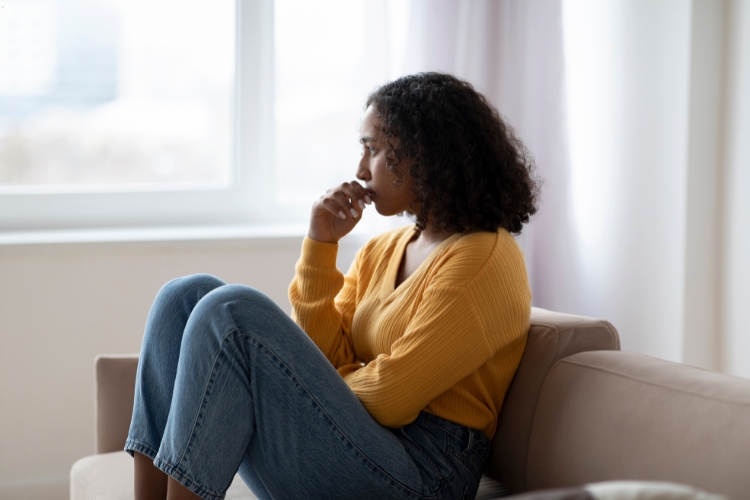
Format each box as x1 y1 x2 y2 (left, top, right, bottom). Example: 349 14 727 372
396 0 750 377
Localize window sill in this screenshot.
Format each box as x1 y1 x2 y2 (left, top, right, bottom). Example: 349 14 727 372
0 222 384 248
0 223 311 247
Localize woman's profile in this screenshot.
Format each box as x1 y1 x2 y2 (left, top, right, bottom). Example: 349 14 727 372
126 72 539 500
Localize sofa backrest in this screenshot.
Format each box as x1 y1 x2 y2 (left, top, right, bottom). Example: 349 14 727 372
526 350 750 498
488 307 620 492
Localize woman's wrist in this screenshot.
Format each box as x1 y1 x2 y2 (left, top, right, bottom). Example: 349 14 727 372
307 228 338 244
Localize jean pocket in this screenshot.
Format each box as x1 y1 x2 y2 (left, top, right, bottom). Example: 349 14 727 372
465 428 490 463
398 425 454 495
445 428 489 484
445 446 482 482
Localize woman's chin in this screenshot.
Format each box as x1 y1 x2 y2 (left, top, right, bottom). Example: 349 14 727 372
373 205 389 216
373 203 397 217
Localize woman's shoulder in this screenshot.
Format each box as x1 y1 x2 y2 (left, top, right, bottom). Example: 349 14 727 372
433 229 527 286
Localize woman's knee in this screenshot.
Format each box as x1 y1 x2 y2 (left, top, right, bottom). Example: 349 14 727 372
143 275 226 347
190 285 288 338
156 274 226 306
195 284 277 315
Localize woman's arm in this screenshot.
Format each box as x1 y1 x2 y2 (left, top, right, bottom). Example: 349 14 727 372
289 180 373 367
288 238 361 368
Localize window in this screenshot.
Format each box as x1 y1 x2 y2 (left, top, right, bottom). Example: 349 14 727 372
0 0 234 186
0 0 409 232
0 0 270 230
273 0 409 206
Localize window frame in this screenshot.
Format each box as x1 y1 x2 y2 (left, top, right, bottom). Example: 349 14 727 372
0 0 281 232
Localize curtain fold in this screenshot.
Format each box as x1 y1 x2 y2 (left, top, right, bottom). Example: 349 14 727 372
398 0 749 376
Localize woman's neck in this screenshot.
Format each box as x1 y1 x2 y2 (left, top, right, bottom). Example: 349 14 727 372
414 222 457 247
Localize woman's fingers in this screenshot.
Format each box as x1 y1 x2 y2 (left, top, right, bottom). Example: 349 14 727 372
308 181 373 243
319 196 350 219
346 181 373 206
330 190 362 219
317 182 371 219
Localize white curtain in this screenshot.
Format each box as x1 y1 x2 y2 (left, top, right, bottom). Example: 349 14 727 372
397 0 750 377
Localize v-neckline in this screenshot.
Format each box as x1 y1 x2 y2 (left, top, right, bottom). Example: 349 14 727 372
383 227 462 299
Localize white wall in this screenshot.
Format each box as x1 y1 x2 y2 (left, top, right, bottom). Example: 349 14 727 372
0 231 363 499
722 0 750 377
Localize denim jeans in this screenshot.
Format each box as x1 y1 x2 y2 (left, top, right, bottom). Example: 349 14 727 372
125 274 490 500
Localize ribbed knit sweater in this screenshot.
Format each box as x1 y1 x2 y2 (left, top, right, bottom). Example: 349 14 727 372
288 225 531 439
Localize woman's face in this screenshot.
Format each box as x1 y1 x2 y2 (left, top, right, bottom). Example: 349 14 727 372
356 105 416 216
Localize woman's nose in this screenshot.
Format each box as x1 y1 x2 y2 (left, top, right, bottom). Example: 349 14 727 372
356 157 370 181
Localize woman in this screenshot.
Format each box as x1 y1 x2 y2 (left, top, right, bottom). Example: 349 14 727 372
126 72 538 500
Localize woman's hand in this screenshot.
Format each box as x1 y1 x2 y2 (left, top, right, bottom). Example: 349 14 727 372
308 181 373 243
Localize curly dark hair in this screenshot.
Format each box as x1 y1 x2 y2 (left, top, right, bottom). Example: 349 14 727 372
366 72 540 234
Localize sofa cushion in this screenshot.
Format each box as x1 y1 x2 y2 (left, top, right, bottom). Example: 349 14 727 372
502 487 592 500
70 451 257 500
584 480 726 499
526 351 750 498
489 308 620 492
498 480 726 500
70 451 520 500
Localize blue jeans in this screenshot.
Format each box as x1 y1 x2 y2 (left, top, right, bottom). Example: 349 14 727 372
125 274 490 500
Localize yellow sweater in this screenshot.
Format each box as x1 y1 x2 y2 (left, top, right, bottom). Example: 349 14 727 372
288 225 531 439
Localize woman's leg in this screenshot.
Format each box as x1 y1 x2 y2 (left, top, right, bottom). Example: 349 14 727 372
150 284 488 500
125 274 227 500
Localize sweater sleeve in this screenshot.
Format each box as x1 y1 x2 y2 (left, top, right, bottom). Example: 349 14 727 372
288 237 359 368
342 281 529 428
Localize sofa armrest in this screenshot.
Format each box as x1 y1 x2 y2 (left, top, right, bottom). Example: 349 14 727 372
95 354 139 454
488 307 620 493
526 351 750 497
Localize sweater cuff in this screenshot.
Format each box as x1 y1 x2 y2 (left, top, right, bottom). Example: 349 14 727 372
300 237 339 269
337 363 362 380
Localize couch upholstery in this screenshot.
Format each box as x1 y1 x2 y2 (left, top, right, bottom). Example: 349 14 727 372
526 350 750 495
71 308 630 499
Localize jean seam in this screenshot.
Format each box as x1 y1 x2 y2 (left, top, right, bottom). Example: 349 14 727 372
172 327 237 472
124 439 159 460
436 426 465 443
243 331 437 500
155 327 238 499
446 447 482 480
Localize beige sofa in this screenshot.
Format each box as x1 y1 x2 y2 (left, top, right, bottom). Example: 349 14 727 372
70 308 750 499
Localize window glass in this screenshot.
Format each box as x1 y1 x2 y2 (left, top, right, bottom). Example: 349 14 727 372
274 0 410 205
0 0 235 188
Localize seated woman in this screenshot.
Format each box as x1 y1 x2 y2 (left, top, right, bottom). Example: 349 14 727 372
126 72 539 500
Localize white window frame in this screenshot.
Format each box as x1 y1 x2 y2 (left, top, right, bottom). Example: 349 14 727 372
0 0 282 232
